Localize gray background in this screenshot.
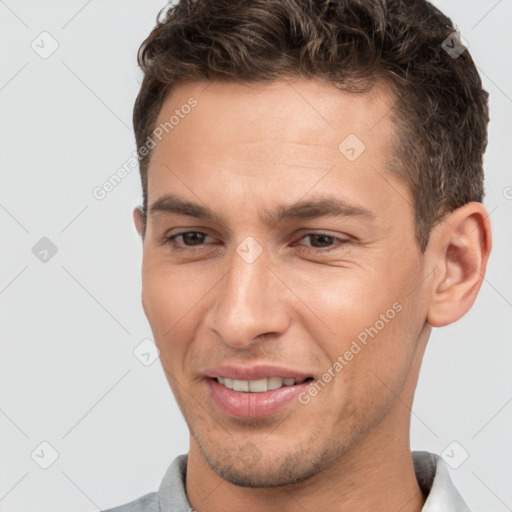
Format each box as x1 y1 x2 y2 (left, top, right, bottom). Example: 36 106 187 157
0 1 511 511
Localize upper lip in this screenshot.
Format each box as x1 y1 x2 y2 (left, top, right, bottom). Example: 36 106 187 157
204 364 313 381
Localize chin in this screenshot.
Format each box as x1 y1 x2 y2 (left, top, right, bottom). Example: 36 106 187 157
194 431 339 488
209 456 319 488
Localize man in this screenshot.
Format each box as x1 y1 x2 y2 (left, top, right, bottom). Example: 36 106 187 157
105 0 491 510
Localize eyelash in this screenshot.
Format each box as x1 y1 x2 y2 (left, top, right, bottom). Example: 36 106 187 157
162 231 350 254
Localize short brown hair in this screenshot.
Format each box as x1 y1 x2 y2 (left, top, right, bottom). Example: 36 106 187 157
133 0 489 250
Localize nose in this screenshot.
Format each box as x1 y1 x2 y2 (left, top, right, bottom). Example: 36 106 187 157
204 243 291 349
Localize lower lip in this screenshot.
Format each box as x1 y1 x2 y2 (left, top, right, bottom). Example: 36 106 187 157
206 378 312 419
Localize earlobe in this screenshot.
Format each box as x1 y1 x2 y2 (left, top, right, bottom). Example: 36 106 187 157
426 202 492 327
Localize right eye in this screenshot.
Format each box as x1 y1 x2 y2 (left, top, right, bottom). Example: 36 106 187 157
161 230 220 252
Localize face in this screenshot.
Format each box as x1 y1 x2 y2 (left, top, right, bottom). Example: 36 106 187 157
136 78 432 487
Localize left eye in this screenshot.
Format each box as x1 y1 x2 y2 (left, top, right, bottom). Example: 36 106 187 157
293 233 350 253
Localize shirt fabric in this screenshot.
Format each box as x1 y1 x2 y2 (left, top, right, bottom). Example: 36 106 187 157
101 451 470 512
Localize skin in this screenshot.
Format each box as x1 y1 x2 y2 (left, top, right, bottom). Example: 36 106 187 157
133 78 491 512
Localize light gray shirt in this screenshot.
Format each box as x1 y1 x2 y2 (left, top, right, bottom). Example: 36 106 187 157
101 451 470 512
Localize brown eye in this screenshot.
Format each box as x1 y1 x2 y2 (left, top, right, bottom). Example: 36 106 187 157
176 232 208 246
164 231 214 249
303 234 336 248
295 232 350 253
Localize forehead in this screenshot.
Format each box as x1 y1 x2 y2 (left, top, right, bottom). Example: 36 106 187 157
154 77 396 150
146 78 406 222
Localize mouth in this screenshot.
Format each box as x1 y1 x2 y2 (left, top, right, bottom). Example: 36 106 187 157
205 375 315 419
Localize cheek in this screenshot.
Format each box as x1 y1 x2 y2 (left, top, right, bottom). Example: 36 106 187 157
341 289 426 420
142 264 173 337
141 259 225 380
293 259 422 398
141 261 200 346
286 264 404 351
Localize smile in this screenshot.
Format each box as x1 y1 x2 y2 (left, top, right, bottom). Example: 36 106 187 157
206 377 315 418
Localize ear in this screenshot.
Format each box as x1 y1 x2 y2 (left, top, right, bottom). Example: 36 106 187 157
133 206 145 239
426 202 492 327
133 206 148 317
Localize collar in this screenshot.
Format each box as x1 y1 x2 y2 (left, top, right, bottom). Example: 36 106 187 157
413 451 470 511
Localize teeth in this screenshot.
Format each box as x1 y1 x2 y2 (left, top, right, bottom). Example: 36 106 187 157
216 376 307 393
249 378 268 392
267 376 284 390
233 379 249 392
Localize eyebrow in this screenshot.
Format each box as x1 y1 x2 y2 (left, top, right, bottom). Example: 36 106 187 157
149 193 376 228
